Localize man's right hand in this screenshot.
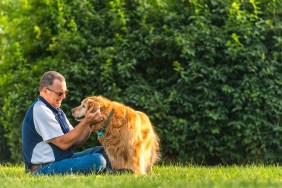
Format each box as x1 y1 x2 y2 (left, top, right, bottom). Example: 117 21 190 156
83 106 104 125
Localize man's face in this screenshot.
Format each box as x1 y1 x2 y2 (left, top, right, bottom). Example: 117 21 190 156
44 79 68 108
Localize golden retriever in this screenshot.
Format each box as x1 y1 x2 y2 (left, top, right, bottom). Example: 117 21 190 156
71 96 160 174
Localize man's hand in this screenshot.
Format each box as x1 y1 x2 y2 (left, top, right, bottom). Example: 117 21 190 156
82 106 103 125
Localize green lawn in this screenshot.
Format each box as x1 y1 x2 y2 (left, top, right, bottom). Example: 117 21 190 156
1 164 282 188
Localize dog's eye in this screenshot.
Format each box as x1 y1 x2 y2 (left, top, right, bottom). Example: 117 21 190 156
82 105 85 108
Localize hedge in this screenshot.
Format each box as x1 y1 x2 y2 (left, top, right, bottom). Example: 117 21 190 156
1 0 282 164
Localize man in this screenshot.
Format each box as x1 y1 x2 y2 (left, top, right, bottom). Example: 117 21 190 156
22 71 111 175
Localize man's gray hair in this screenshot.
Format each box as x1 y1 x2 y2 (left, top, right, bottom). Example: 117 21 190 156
39 71 65 91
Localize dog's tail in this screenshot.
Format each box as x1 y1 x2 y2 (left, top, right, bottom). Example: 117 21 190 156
144 128 160 173
151 130 161 164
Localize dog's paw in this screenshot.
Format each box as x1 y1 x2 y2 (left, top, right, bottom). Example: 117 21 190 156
113 169 134 174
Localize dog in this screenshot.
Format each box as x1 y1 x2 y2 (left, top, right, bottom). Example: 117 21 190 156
71 96 160 174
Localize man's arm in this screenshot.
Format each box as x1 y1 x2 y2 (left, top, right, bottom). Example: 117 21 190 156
48 107 101 150
74 126 91 148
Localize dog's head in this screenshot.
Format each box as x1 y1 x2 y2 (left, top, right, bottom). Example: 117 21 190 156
71 97 100 121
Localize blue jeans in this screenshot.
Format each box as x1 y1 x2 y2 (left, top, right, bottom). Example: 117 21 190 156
34 146 113 175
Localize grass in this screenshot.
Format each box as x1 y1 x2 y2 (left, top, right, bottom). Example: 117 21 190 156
1 164 282 188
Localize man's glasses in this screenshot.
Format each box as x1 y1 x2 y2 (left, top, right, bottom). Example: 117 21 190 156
46 87 69 97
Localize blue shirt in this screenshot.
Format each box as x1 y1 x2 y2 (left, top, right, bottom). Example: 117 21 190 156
22 96 74 171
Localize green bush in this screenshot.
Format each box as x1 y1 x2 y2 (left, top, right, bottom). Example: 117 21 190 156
1 0 282 164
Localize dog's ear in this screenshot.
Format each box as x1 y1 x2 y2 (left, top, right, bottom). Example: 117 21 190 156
93 101 100 111
87 99 100 112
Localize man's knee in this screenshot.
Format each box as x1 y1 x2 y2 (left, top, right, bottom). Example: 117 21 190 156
90 153 107 173
97 154 107 168
88 146 104 154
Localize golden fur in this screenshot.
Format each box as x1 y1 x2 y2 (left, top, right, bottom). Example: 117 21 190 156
72 96 160 174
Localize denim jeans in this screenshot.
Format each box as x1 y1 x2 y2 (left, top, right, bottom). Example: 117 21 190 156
33 146 113 175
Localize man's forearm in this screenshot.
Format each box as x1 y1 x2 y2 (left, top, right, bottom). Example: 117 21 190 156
49 121 89 150
75 126 91 147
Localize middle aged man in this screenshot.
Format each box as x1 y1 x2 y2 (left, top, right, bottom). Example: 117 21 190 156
22 71 112 175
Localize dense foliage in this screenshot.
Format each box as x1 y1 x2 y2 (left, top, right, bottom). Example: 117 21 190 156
1 0 282 164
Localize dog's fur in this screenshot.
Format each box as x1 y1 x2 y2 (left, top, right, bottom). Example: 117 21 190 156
71 96 160 174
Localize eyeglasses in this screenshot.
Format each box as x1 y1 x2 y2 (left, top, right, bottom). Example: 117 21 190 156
46 87 69 97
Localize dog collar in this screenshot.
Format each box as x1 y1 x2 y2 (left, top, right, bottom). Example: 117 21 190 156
97 109 114 136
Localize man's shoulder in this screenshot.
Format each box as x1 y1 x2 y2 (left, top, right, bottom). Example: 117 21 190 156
33 100 55 118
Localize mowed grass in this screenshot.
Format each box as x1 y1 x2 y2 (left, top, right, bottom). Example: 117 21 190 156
1 164 282 188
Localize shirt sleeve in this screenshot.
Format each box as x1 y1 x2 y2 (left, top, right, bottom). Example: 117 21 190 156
33 102 65 141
